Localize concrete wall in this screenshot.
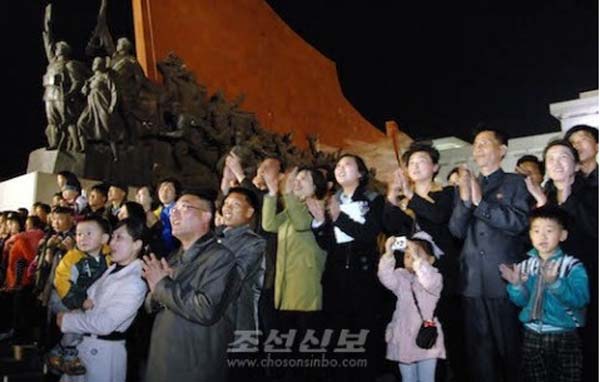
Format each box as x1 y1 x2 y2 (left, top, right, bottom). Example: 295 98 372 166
550 90 599 132
0 172 134 211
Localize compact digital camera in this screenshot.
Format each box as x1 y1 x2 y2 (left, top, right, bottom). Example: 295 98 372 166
391 236 408 252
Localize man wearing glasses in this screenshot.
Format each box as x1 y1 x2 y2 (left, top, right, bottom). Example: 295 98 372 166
143 189 240 382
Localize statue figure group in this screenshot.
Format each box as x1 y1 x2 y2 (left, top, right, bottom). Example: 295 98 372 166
43 4 148 160
41 1 339 185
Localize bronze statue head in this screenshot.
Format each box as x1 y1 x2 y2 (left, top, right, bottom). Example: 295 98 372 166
116 37 133 54
55 41 71 57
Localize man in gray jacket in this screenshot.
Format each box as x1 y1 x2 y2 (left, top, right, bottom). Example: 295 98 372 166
449 127 531 382
143 190 239 382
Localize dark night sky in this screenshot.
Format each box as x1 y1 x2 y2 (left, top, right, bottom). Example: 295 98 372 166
0 1 597 180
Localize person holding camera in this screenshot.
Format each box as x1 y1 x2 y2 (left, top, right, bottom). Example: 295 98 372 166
377 233 446 382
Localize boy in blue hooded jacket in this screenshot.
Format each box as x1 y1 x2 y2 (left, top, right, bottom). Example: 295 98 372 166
500 205 589 381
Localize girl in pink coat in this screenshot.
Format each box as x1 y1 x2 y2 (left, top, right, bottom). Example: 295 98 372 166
377 232 446 382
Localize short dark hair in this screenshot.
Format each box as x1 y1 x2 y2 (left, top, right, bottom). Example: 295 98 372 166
137 184 155 198
227 187 260 212
17 208 29 217
180 188 217 215
565 124 599 143
402 141 441 178
90 184 109 199
516 154 545 177
446 166 460 181
33 202 51 214
113 218 149 248
298 167 328 200
260 156 284 173
110 183 129 198
6 212 25 231
410 238 435 258
543 139 580 164
122 202 146 224
52 206 74 215
529 205 571 231
26 215 45 230
338 154 370 188
473 123 509 146
78 214 111 235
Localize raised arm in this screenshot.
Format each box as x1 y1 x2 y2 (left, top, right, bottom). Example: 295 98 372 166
43 4 55 62
261 194 286 233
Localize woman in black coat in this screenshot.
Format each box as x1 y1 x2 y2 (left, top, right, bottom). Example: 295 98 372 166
382 141 465 381
307 154 384 382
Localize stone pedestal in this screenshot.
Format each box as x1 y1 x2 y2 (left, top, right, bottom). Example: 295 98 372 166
26 140 220 190
27 148 86 176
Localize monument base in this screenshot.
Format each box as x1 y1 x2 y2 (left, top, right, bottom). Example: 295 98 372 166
27 148 86 176
26 140 220 190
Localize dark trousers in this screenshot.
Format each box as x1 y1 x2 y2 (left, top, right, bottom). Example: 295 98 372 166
522 330 582 382
463 296 522 382
436 294 467 382
581 271 598 382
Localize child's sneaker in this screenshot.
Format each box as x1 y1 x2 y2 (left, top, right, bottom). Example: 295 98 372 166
62 347 86 376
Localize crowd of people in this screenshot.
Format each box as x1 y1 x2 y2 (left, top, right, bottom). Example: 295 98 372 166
0 124 597 382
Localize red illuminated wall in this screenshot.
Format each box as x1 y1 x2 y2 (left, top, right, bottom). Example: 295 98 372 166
132 0 385 148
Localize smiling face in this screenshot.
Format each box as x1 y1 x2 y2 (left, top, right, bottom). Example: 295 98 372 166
335 156 362 188
472 131 506 173
545 145 577 183
109 225 142 266
221 192 254 228
293 170 316 200
170 194 212 246
529 217 567 259
407 151 438 183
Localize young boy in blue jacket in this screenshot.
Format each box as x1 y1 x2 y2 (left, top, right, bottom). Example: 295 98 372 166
499 205 589 382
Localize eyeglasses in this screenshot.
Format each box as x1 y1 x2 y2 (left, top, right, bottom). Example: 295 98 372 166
172 203 205 213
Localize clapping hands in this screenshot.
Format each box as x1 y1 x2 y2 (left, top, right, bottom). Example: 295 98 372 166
142 254 174 293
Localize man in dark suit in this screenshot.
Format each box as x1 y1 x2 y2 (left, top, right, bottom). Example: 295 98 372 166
449 127 531 382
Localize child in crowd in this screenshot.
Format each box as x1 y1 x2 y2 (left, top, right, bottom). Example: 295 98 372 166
61 180 88 216
107 183 128 225
377 232 446 382
500 205 589 381
47 215 111 376
32 207 76 305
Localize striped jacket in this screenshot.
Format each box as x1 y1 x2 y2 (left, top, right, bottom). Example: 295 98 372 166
507 248 589 333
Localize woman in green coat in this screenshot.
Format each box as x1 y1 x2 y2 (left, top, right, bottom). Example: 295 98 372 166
262 166 328 351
